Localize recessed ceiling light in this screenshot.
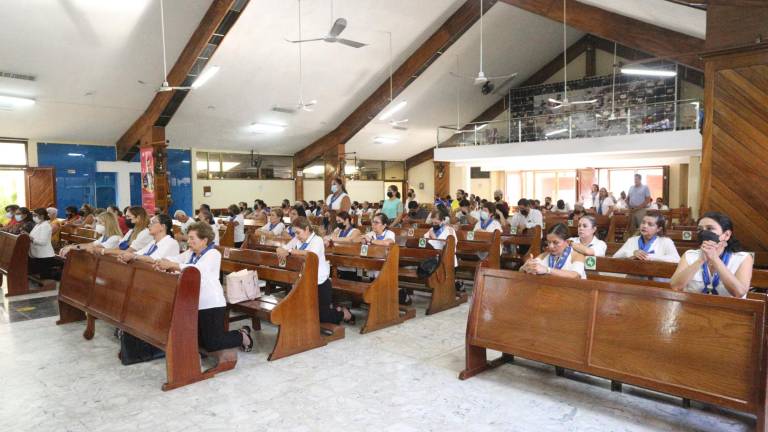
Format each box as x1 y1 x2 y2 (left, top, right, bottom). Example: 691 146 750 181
373 136 399 144
250 122 286 133
0 95 35 110
192 65 220 89
620 67 677 77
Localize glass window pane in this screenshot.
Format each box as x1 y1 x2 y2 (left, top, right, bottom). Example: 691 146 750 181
506 172 522 204
260 155 293 179
534 172 556 202
384 161 405 180
196 151 209 179
0 142 27 166
221 153 258 179
302 159 324 179
556 171 576 204
208 153 222 179
0 170 26 211
639 168 664 202
348 160 382 181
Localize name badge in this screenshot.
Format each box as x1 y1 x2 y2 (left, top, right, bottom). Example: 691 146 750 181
278 256 287 268
418 238 427 248
584 256 597 271
260 234 266 244
466 231 475 241
366 227 372 233
222 247 230 259
407 228 414 237
360 244 369 256
682 231 692 241
510 227 518 235
567 220 574 227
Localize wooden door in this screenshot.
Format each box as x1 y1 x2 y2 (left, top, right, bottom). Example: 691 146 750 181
25 167 56 209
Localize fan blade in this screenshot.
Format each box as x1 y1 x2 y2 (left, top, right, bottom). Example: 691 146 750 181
570 99 598 105
284 37 325 44
336 38 367 48
393 125 408 131
548 98 562 104
450 72 476 80
329 18 347 38
272 106 296 114
485 72 518 81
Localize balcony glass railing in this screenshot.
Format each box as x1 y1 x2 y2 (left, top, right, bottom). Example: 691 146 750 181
437 99 701 147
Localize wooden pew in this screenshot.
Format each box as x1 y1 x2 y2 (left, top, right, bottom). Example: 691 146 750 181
396 236 465 315
0 231 31 297
218 221 234 247
455 230 501 276
327 243 411 333
606 214 630 243
459 269 768 429
56 250 224 391
219 246 332 360
500 226 542 268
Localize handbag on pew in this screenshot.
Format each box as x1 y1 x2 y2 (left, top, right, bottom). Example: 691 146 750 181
224 269 262 304
417 257 440 278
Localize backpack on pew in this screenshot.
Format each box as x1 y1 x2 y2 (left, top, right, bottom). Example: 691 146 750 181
417 257 440 278
224 269 262 303
119 331 165 366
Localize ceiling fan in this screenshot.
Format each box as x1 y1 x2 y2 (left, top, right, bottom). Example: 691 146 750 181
548 0 597 110
381 31 408 130
274 0 317 114
285 0 367 48
389 119 408 130
157 0 192 92
451 0 517 86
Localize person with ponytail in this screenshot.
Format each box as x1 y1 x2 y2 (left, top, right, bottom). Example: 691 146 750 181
325 177 351 213
381 185 404 226
520 223 586 279
670 211 753 298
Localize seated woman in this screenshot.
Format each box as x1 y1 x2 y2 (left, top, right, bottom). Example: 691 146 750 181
155 222 253 361
47 207 61 245
227 204 245 248
520 223 586 279
197 210 220 245
472 202 503 233
424 205 457 257
568 215 607 257
285 205 306 238
568 203 586 220
62 206 81 226
276 217 354 325
100 206 153 255
10 207 36 234
118 214 179 263
324 211 361 244
27 208 57 279
74 204 95 228
670 211 752 298
60 211 123 257
361 213 395 246
612 210 680 263
259 209 285 236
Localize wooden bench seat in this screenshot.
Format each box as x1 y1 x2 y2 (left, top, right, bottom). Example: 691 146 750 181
455 230 501 277
500 226 542 268
327 243 412 333
219 246 330 360
57 250 220 391
0 231 33 297
460 268 768 430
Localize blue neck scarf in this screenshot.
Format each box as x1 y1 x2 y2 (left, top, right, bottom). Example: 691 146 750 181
638 235 657 254
548 246 572 270
701 251 732 295
188 244 215 264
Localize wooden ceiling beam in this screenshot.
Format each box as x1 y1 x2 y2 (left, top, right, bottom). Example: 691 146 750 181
116 0 239 160
499 0 705 70
294 0 499 168
405 147 435 170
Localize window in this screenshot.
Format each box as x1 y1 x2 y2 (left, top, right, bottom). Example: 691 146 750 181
534 172 556 202
606 167 664 201
259 155 293 179
221 152 257 179
197 151 294 180
470 166 490 179
195 151 209 179
384 161 405 180
302 159 324 179
0 139 27 166
346 160 382 181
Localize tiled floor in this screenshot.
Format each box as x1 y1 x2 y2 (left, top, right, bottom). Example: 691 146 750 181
0 283 753 431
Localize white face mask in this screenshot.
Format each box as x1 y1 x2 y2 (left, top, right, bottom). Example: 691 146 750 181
331 184 339 193
14 214 23 222
480 211 489 221
33 216 41 224
95 224 106 235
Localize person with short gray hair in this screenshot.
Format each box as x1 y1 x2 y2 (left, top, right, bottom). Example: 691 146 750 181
627 174 652 235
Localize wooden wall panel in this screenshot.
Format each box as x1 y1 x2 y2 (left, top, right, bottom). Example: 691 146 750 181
434 162 450 199
24 167 56 209
701 48 768 252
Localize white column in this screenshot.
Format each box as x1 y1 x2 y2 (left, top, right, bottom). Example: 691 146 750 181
96 161 141 210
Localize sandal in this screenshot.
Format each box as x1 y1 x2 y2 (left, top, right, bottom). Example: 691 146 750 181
341 307 356 325
239 326 253 352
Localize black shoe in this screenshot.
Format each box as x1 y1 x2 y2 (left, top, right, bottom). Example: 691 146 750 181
398 288 412 305
455 281 466 293
239 326 253 352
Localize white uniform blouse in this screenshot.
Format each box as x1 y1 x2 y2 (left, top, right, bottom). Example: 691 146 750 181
168 247 226 310
424 225 458 267
120 228 152 251
231 214 245 243
135 235 180 261
473 219 502 233
508 209 544 229
612 235 680 263
90 234 121 249
595 196 615 216
285 232 330 284
538 250 586 279
259 222 285 236
568 236 607 257
362 229 395 278
681 249 750 299
29 221 55 258
326 192 348 211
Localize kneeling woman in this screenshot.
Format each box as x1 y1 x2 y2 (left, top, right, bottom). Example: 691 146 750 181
277 217 354 324
670 211 752 298
521 223 586 279
612 210 680 262
155 222 253 354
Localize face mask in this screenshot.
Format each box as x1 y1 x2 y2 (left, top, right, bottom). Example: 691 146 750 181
697 230 720 245
480 211 489 221
331 184 339 193
14 215 23 222
336 222 345 230
95 224 106 234
125 219 135 229
78 210 85 217
387 191 393 198
33 216 41 224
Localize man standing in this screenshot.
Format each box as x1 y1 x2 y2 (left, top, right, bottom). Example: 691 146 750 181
627 174 652 234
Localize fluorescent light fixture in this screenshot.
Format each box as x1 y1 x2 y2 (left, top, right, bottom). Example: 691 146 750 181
545 128 568 137
67 153 84 157
0 95 35 109
379 101 407 121
620 67 677 77
250 122 286 133
191 65 220 89
181 160 190 164
475 123 488 131
304 165 324 175
373 136 399 144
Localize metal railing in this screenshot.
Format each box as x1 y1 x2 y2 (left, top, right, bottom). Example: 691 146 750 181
437 99 701 147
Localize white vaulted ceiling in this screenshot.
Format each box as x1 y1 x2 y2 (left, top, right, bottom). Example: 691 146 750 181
0 0 213 143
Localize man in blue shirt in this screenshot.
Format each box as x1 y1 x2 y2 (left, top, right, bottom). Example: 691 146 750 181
627 174 652 235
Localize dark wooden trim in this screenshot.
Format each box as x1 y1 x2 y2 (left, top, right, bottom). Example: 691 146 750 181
585 40 596 76
405 148 435 170
116 0 241 160
499 0 704 70
294 0 499 168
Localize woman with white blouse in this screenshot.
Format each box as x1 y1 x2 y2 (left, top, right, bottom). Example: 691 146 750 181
118 215 180 263
325 176 351 213
423 206 458 266
521 223 586 279
156 222 252 361
612 210 680 263
227 204 246 248
473 202 503 233
324 211 362 281
277 217 354 325
595 187 615 217
568 215 607 257
259 209 285 236
27 208 57 279
60 212 123 257
361 213 396 246
102 206 152 255
670 212 753 298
